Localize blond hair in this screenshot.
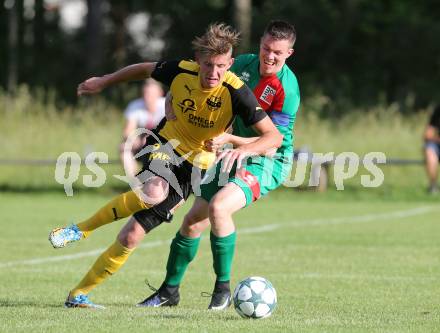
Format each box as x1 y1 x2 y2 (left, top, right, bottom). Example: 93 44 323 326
192 23 240 56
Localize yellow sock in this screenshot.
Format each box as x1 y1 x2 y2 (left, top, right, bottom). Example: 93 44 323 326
77 191 150 238
70 240 133 297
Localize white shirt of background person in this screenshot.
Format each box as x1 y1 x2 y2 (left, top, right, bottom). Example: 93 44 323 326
123 79 165 130
121 79 165 178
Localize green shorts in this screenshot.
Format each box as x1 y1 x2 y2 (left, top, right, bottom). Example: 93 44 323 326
200 155 293 206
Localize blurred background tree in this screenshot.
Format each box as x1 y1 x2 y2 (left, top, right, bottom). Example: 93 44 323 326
1 0 439 112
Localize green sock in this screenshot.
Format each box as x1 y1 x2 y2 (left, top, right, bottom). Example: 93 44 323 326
210 231 236 282
164 232 201 286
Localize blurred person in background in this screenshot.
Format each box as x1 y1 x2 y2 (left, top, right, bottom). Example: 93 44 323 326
120 79 165 177
423 105 440 194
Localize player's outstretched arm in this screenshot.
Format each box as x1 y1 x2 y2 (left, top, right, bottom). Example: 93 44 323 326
77 62 157 96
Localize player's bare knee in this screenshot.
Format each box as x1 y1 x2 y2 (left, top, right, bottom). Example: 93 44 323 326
208 198 229 222
181 213 206 237
140 177 168 205
117 229 130 248
183 212 197 226
117 219 145 248
182 213 200 234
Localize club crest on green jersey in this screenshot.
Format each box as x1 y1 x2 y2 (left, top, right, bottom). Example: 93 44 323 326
239 71 250 82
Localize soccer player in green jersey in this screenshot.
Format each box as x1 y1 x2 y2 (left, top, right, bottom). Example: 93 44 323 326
138 20 300 309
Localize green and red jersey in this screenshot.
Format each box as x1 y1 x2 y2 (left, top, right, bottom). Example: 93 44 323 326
230 54 300 157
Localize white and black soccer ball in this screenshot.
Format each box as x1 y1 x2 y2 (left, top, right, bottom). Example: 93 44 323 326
233 276 277 319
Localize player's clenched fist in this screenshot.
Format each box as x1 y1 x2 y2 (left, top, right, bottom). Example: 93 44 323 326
77 76 108 96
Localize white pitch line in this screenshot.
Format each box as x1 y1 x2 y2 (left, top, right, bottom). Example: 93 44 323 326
238 205 435 234
297 272 438 282
0 206 436 269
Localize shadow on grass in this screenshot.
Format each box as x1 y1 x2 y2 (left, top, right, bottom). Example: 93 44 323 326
108 303 241 320
0 298 61 309
144 312 240 321
144 313 190 319
0 298 256 320
0 184 128 195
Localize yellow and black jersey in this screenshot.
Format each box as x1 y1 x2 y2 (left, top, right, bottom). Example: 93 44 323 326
151 60 266 169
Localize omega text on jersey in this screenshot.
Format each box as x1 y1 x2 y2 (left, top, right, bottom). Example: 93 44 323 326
188 114 215 128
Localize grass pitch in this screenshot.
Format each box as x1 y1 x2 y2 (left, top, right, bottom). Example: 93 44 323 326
0 190 439 333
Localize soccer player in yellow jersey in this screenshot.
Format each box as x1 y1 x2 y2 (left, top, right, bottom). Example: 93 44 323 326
48 23 282 308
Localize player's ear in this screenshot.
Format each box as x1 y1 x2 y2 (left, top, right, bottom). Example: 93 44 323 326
287 48 294 58
228 57 235 69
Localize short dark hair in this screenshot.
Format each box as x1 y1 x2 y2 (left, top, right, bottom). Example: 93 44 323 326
263 20 296 47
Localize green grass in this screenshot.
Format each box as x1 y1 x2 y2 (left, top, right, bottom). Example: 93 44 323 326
1 192 439 332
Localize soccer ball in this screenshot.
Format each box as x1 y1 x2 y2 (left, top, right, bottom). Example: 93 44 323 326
233 276 277 319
